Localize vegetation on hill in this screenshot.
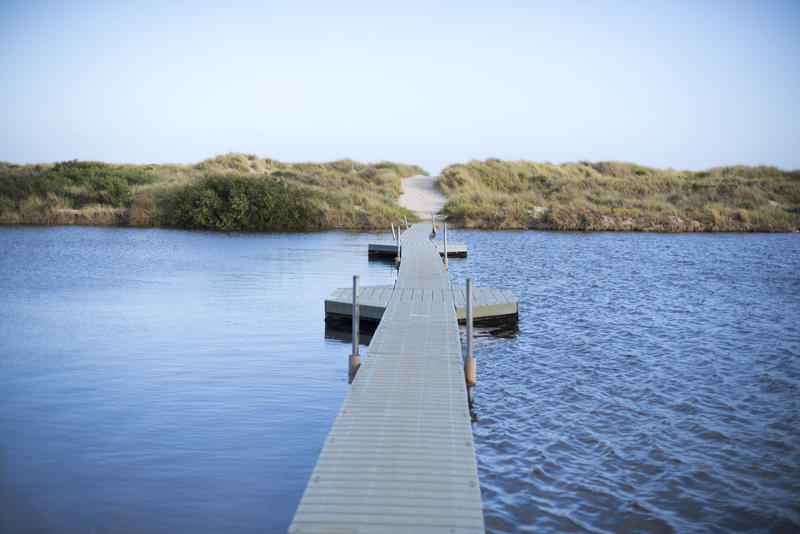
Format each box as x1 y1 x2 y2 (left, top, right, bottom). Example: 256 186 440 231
3 154 798 232
0 154 425 230
439 159 800 232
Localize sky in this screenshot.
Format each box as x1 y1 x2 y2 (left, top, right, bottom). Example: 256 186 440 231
1 0 798 174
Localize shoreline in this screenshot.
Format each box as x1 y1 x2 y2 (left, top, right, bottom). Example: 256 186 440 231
2 155 797 233
2 219 797 234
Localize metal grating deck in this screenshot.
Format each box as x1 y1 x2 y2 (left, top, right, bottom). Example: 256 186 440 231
290 224 484 533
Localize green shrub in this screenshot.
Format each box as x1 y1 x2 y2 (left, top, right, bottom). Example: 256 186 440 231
0 154 421 229
0 160 155 210
167 174 323 231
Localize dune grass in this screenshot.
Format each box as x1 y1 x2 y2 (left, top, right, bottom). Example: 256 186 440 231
0 154 425 231
439 159 800 232
3 154 797 232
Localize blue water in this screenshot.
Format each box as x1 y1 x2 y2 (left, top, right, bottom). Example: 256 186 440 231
447 232 800 533
1 227 798 533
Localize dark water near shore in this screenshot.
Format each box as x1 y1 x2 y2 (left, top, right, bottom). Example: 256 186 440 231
1 227 798 533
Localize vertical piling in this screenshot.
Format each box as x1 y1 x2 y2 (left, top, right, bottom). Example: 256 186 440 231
404 215 408 229
391 222 396 241
348 275 360 384
443 222 449 270
431 213 436 236
395 227 401 268
465 278 476 405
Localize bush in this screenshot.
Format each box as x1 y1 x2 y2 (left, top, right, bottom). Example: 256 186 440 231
166 174 323 231
0 154 421 229
0 160 155 211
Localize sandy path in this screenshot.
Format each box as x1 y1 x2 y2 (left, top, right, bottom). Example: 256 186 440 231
398 174 448 220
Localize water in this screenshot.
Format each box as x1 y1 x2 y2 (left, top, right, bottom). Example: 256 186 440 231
1 227 798 533
447 232 800 533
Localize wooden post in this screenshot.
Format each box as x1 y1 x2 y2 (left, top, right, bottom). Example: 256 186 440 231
443 222 449 270
391 222 396 241
465 278 476 405
404 215 408 229
348 275 360 384
431 213 436 236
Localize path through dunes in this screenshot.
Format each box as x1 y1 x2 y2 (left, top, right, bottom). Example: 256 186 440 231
398 174 448 220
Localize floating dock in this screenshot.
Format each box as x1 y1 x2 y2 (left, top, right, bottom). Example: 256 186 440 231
290 223 517 533
368 240 467 258
324 285 518 325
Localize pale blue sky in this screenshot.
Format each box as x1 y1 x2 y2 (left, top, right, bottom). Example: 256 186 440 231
1 0 798 174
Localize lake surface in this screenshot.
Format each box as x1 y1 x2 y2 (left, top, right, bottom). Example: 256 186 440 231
1 227 798 533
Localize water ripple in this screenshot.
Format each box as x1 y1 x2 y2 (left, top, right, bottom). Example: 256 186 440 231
450 231 800 533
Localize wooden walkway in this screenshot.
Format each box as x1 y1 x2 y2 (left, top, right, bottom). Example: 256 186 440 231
290 224 485 533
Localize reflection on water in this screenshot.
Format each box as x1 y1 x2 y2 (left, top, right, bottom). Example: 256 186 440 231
324 321 377 345
473 322 520 339
1 227 798 533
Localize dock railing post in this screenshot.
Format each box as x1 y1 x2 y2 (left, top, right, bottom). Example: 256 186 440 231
348 275 360 384
465 278 476 405
404 215 408 229
443 221 449 270
395 227 401 268
391 222 396 241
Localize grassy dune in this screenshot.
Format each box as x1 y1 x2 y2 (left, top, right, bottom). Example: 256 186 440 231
0 154 425 231
439 159 800 232
3 154 798 232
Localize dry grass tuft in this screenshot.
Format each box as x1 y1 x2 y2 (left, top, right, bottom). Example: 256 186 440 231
439 159 800 232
